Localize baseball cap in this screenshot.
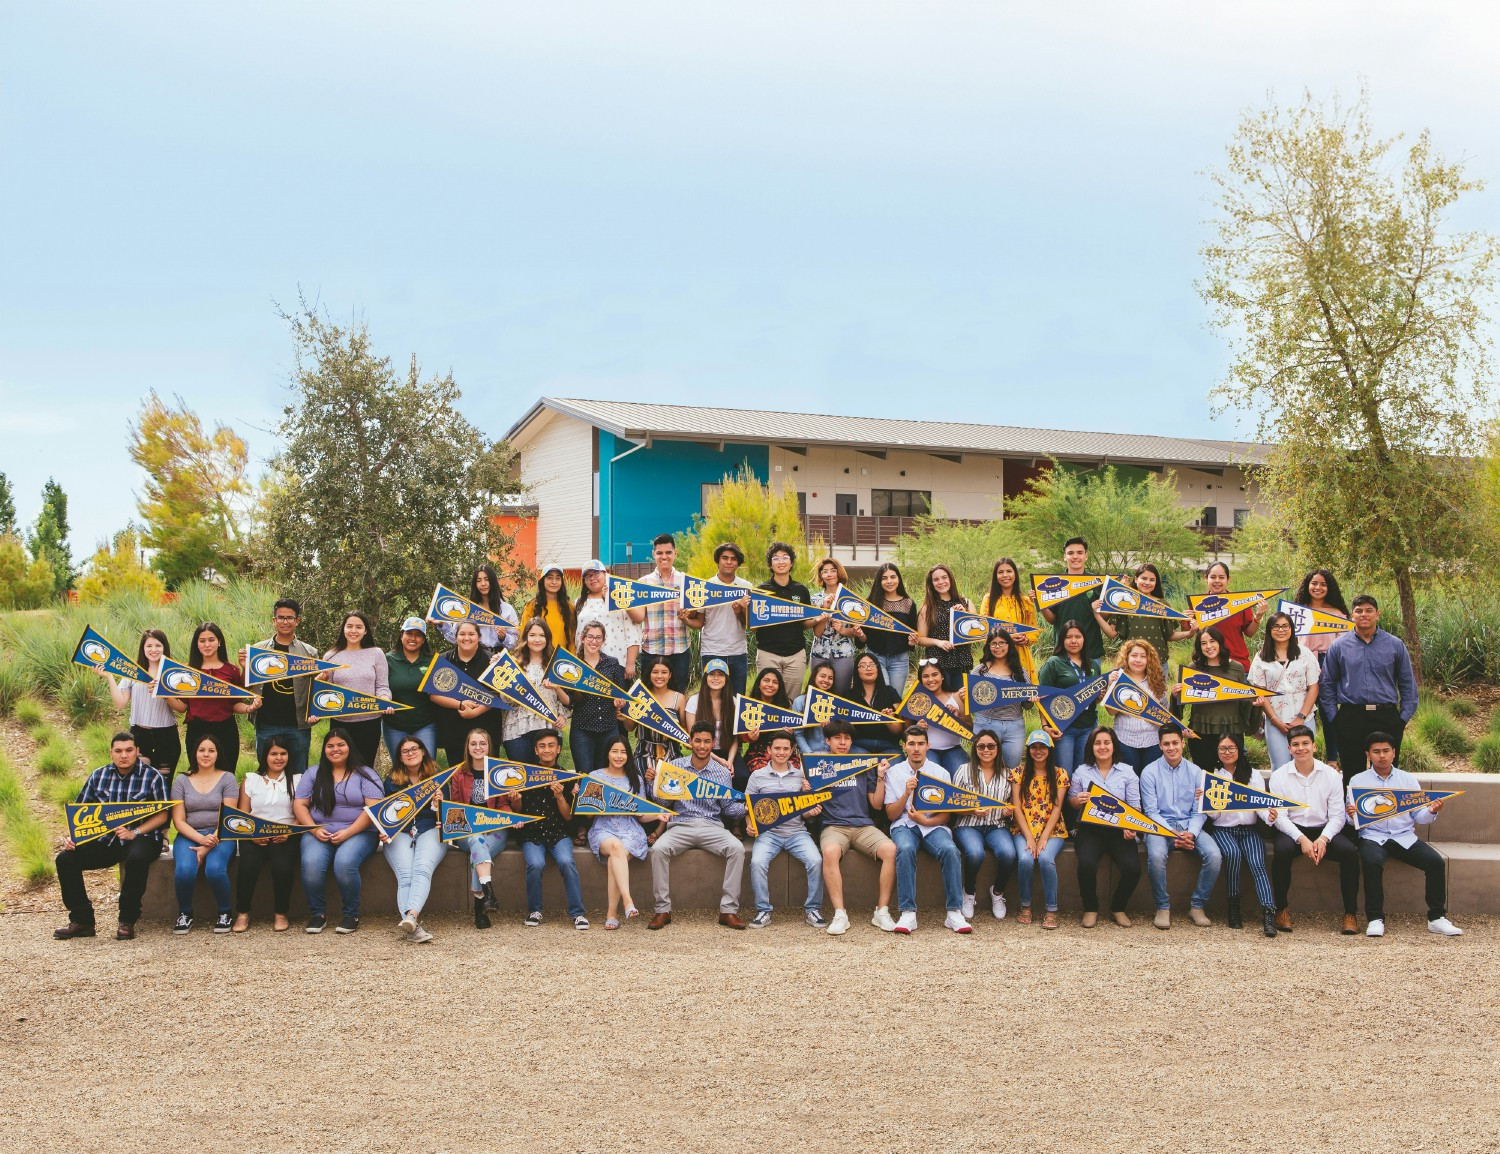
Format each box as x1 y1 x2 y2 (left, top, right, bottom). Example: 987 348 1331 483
540 564 564 578
1025 729 1054 748
581 559 606 574
703 658 730 676
400 617 427 634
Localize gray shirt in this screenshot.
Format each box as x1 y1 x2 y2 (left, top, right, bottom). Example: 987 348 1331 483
171 770 239 835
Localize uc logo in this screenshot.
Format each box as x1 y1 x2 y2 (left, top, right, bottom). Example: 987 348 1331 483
1204 779 1234 811
917 784 945 805
838 598 869 623
1117 687 1145 709
381 796 415 824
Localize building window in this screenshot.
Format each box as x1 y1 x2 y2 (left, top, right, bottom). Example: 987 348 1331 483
1198 506 1218 528
871 489 931 517
1234 508 1251 529
701 483 721 514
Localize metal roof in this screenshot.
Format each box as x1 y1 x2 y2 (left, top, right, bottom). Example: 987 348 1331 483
507 397 1268 469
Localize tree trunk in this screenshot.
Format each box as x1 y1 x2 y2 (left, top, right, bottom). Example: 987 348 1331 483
1392 560 1424 686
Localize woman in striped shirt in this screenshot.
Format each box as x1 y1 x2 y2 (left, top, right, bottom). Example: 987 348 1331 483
951 729 1016 923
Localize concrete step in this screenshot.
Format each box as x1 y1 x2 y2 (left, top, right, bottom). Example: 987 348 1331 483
1413 773 1498 845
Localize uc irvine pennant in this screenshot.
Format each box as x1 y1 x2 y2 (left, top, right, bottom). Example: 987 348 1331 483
606 573 681 612
479 649 558 722
624 681 692 744
733 693 807 735
682 574 750 612
1197 771 1300 814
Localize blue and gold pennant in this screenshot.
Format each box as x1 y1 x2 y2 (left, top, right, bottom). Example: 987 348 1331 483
1101 674 1193 738
682 574 750 612
1078 783 1177 838
151 655 256 701
624 681 692 744
545 647 627 700
244 645 345 686
478 648 558 722
306 681 412 723
365 767 456 840
484 757 582 795
1098 577 1190 621
418 654 513 712
829 585 915 634
606 573 681 611
964 671 1042 711
437 800 541 842
801 685 891 728
951 607 1044 644
1196 771 1301 814
745 787 833 835
746 589 824 630
1035 674 1110 732
572 776 673 817
1350 787 1464 830
72 625 152 685
733 693 807 735
896 686 973 740
427 582 511 631
216 802 312 840
66 799 179 845
653 761 745 803
911 772 1005 814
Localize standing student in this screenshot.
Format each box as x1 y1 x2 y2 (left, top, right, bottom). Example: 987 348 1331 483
1201 561 1265 669
384 618 438 762
1319 595 1418 784
631 655 689 777
564 620 629 783
1293 568 1349 767
511 729 590 930
847 653 904 756
685 659 739 767
980 557 1040 681
1203 735 1278 938
1139 729 1222 930
1067 727 1142 928
910 658 970 775
584 736 661 928
1039 538 1104 663
232 736 300 933
747 734 827 929
292 728 383 934
638 534 692 692
735 667 799 782
793 663 839 756
1266 726 1362 934
1036 622 1100 772
810 556 862 692
753 540 816 691
1103 639 1170 772
815 721 898 935
1175 626 1252 771
971 628 1028 770
1249 612 1321 771
1009 731 1069 929
520 564 576 652
183 622 254 772
427 621 499 766
436 563 519 652
322 610 392 769
864 562 920 693
952 729 1016 923
915 564 974 692
243 599 317 776
884 727 971 934
687 542 752 694
575 559 642 683
101 627 185 787
500 618 571 764
169 734 240 935
1093 562 1194 669
377 737 446 943
449 727 514 930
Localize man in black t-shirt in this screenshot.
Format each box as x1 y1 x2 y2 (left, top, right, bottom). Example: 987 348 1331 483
241 598 319 776
753 541 815 694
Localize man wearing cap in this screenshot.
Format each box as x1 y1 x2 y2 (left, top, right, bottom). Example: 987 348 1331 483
385 617 439 759
684 542 752 695
241 598 319 776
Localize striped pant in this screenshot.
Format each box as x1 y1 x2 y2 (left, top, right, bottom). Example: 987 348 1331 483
1209 824 1274 908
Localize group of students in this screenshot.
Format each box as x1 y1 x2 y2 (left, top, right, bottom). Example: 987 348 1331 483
51 533 1456 944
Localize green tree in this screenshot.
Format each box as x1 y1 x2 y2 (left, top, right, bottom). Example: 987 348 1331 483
75 528 166 604
0 473 15 536
1200 88 1499 681
0 534 54 609
26 478 74 595
894 511 1029 604
260 303 525 644
676 466 821 583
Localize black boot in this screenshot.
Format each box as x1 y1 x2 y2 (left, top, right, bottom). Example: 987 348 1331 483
474 895 491 930
481 880 498 912
1261 906 1277 938
1226 895 1242 929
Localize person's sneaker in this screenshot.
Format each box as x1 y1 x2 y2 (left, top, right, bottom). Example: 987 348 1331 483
1153 909 1171 930
1428 917 1464 937
573 915 590 931
990 888 1007 921
173 914 193 935
410 925 434 944
871 906 897 933
749 910 772 928
827 909 850 936
397 915 418 935
524 911 543 928
944 911 973 934
212 913 233 934
961 892 976 919
1189 907 1211 927
1366 919 1385 937
894 911 917 934
334 916 359 934
304 914 327 934
805 910 828 929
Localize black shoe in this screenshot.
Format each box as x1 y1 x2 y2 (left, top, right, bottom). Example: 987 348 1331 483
474 896 491 930
173 914 193 935
212 913 233 934
54 921 96 940
305 914 328 934
1226 896 1242 930
1262 907 1278 938
334 916 359 934
481 880 499 913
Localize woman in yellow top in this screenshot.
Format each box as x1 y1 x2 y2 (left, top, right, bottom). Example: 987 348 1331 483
1009 730 1069 928
521 564 576 650
979 557 1038 681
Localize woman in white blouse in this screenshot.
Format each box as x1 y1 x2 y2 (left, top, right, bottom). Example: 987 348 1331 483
1203 734 1279 939
232 736 301 932
1248 612 1321 772
574 560 643 683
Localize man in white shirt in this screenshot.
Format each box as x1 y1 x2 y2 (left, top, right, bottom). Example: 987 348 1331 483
1345 731 1461 938
1267 726 1362 934
883 726 971 934
685 542 752 696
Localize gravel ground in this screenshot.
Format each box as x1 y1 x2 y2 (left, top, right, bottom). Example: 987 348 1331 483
3 910 1497 1153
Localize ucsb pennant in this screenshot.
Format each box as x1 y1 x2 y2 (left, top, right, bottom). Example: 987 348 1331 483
1031 573 1107 609
438 801 540 842
950 608 1043 644
545 648 626 700
1350 787 1464 830
746 787 833 835
573 777 673 817
1035 674 1110 732
485 758 581 795
216 802 311 840
418 654 511 712
896 687 973 740
682 574 749 612
428 583 510 631
1079 783 1177 838
152 655 256 701
1197 772 1300 814
1277 599 1353 637
1098 577 1190 621
1101 675 1193 738
965 672 1041 711
829 585 914 634
66 799 179 845
365 768 456 840
654 761 745 803
802 752 887 788
306 682 411 723
1177 668 1268 704
911 772 1003 814
244 645 344 686
606 573 680 611
746 589 824 630
478 649 557 722
734 694 806 735
624 681 692 744
72 626 151 684
802 685 891 728
1188 589 1283 626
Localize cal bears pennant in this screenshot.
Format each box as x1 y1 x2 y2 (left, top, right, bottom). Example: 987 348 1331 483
545 648 627 700
572 776 672 817
733 693 807 735
896 686 973 740
306 681 411 723
1350 787 1464 830
745 786 833 835
438 801 540 842
829 585 914 634
478 649 558 722
950 607 1044 643
1276 599 1353 637
682 574 749 611
606 573 680 611
1197 772 1300 814
1078 783 1177 838
428 583 511 631
1031 573 1107 609
1187 589 1283 626
801 685 892 728
802 752 887 788
911 772 1004 814
1035 674 1110 732
216 802 311 840
66 799 179 845
365 768 456 840
71 625 152 684
965 672 1042 711
1098 577 1190 621
1176 668 1270 704
653 761 745 803
1101 674 1193 737
152 655 256 701
746 589 824 630
484 758 581 795
624 681 692 744
244 645 344 686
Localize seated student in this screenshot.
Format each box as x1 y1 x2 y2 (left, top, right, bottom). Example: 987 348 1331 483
1203 735 1278 938
513 729 590 930
584 736 663 929
448 727 515 931
952 728 1016 923
53 732 170 941
1345 731 1462 938
883 726 970 934
1067 726 1142 928
292 728 384 934
377 737 447 944
646 721 748 931
1010 731 1069 929
793 663 839 757
170 734 241 934
1267 725 1361 935
910 657 971 775
746 733 827 928
816 720 898 935
233 736 300 933
1140 728 1223 930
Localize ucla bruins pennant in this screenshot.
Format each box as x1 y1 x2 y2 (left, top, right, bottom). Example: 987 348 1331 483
746 589 823 630
1035 674 1109 732
1187 588 1282 626
438 800 540 842
802 685 891 728
1197 772 1301 814
306 681 412 723
72 625 152 684
911 772 1004 814
151 655 256 701
573 777 673 817
1031 573 1107 609
1350 787 1464 830
682 574 749 612
896 686 973 740
485 758 581 795
216 802 312 840
1098 577 1190 621
478 649 557 722
66 799 179 845
950 607 1044 644
802 753 887 788
244 645 345 686
654 761 744 802
965 672 1042 711
1177 668 1269 704
624 681 692 744
1276 598 1353 637
427 582 510 631
365 767 456 840
545 647 627 700
606 573 680 611
746 787 833 835
1080 784 1177 837
733 693 806 735
829 585 914 634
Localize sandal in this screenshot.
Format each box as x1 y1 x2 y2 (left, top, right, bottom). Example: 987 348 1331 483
605 917 620 930
1042 911 1058 930
1017 908 1032 925
624 907 639 920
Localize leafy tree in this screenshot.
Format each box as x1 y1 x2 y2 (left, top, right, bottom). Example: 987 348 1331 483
0 534 54 609
260 303 525 645
894 510 1029 604
676 466 821 583
1201 88 1498 681
75 529 166 604
129 391 254 586
0 473 15 536
26 478 74 594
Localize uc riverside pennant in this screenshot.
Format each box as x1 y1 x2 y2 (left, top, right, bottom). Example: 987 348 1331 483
746 589 824 630
72 625 152 684
365 767 456 840
911 772 1004 813
307 681 412 723
733 693 807 735
896 686 973 740
1079 783 1177 838
1187 589 1283 626
573 777 673 817
152 655 256 701
801 685 892 728
244 645 345 686
829 585 915 634
1031 573 1107 609
1098 577 1190 621
1277 598 1354 638
479 649 558 722
606 573 681 611
746 787 833 835
950 607 1044 643
624 681 692 744
438 800 540 842
217 802 312 840
485 758 582 794
418 654 512 712
545 648 627 700
428 583 511 631
66 799 179 845
1197 772 1301 814
654 761 745 803
1350 787 1464 830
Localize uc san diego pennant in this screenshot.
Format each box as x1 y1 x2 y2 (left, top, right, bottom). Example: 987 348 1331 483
244 645 345 686
438 801 540 842
802 753 886 788
733 694 807 735
1098 577 1190 621
151 655 256 701
365 768 456 840
1079 783 1176 838
606 573 680 611
1350 787 1464 830
428 583 511 631
72 626 152 684
1187 589 1282 626
479 649 558 722
66 799 179 845
1030 573 1107 609
216 802 312 840
624 681 692 744
545 648 627 700
419 654 511 711
1177 668 1267 704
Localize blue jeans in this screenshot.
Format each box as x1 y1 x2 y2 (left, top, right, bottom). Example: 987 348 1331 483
255 724 311 777
927 745 968 775
1053 727 1090 772
890 824 965 913
383 722 438 764
300 830 378 919
973 716 1026 769
1116 741 1160 774
570 727 620 776
954 825 1017 898
382 827 447 917
172 836 234 916
1145 831 1223 911
521 837 586 918
750 828 824 914
1262 721 1305 773
459 830 509 892
1011 833 1065 911
703 653 749 697
874 652 912 696
503 735 537 763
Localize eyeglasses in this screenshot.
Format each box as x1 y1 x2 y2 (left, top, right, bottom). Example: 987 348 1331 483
274 614 298 622
974 742 999 751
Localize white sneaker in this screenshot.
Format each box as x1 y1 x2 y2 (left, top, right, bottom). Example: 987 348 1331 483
1365 919 1385 937
827 909 850 936
990 888 1007 920
961 892 976 919
397 915 417 935
409 925 433 944
894 910 917 934
871 906 897 932
944 910 973 934
1428 917 1463 936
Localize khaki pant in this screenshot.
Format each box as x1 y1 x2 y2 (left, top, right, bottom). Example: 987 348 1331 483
820 824 894 861
754 649 808 695
650 821 746 914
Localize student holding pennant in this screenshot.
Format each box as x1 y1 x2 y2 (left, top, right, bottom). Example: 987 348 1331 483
752 540 817 692
1067 726 1143 928
575 559 642 684
1319 594 1419 785
977 557 1039 681
1009 731 1069 929
883 726 971 934
373 742 455 944
1103 639 1173 772
316 611 394 768
914 564 974 692
520 564 577 652
949 728 1016 924
1249 612 1323 771
861 562 921 692
82 626 187 789
1032 537 1106 662
734 668 803 780
1092 564 1195 669
511 730 591 930
241 598 321 776
684 543 753 695
169 734 241 935
547 624 630 782
428 569 519 651
810 557 863 692
635 533 693 692
812 722 899 935
968 628 1030 770
792 663 839 756
1139 729 1222 930
161 624 257 772
1265 726 1361 935
897 658 972 774
494 619 569 763
1036 621 1102 771
291 728 384 934
625 658 691 776
230 735 305 933
746 733 829 929
424 620 501 766
579 736 667 928
1199 735 1280 938
1173 626 1254 771
845 654 905 756
1186 562 1276 667
1290 569 1350 768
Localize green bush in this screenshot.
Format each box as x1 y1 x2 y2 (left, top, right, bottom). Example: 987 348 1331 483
35 739 76 777
81 722 117 766
1445 696 1477 719
0 660 25 715
58 668 111 726
1472 734 1500 774
13 698 45 729
1408 587 1500 689
1399 732 1442 774
1412 703 1472 758
1491 708 1500 736
0 752 56 885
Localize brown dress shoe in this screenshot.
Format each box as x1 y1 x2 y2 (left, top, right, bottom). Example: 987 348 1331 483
1341 914 1359 935
647 912 672 930
718 912 747 930
116 923 136 941
1275 908 1293 933
53 922 96 940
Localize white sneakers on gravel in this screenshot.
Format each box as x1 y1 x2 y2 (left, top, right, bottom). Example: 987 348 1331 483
871 907 897 932
961 893 976 919
410 925 433 944
397 915 417 935
991 888 1007 920
1366 919 1385 937
944 911 973 934
894 911 917 934
827 909 850 936
1428 917 1463 936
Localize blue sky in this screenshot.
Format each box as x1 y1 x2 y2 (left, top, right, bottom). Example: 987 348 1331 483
3 2 1497 559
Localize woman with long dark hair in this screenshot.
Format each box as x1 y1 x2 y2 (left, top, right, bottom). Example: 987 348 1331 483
915 564 974 692
952 728 1016 923
1174 625 1252 770
736 666 798 782
632 654 689 777
169 733 240 935
522 565 576 651
1094 562 1194 668
1067 726 1142 928
583 735 663 928
183 622 254 772
1036 621 1100 772
1249 612 1321 771
1204 734 1278 937
971 627 1028 770
863 562 919 693
793 663 839 756
428 620 499 767
436 563 518 652
100 628 186 789
685 659 738 765
500 617 571 763
292 727 383 934
847 652 904 755
911 658 970 775
1010 730 1069 929
1293 568 1349 767
1202 561 1264 669
979 557 1039 682
378 737 446 943
233 735 300 933
322 610 390 768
